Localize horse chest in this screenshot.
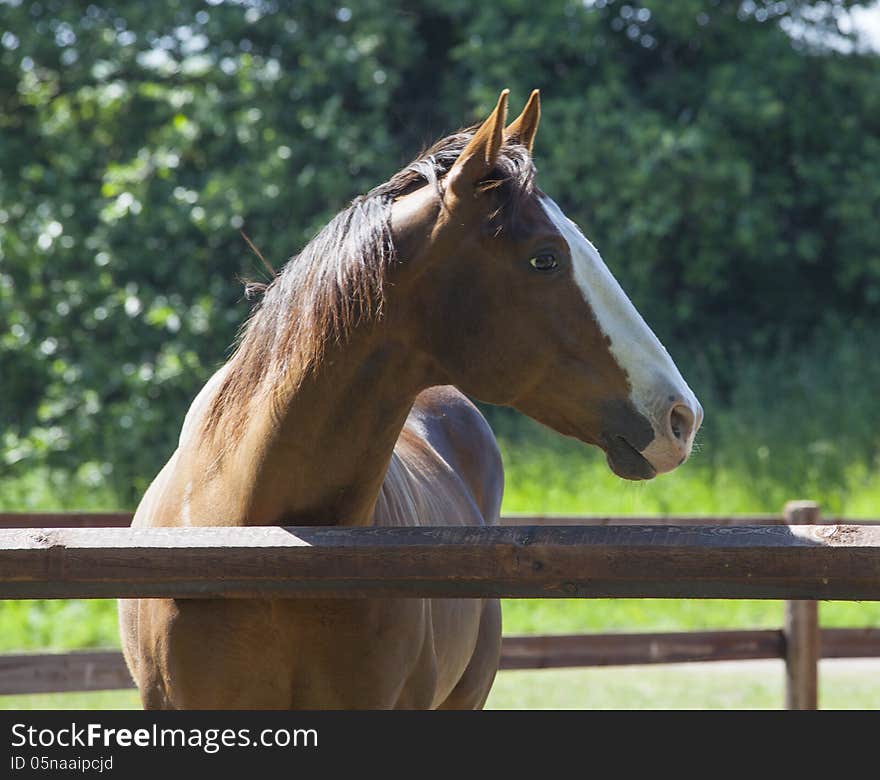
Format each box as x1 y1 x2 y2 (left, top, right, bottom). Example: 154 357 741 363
135 595 477 709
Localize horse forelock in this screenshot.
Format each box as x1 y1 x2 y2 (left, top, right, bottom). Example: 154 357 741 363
201 127 537 453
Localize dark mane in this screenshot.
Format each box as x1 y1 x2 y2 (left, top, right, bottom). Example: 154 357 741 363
201 127 536 450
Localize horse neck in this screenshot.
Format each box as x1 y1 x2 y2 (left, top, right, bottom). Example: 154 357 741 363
219 331 433 527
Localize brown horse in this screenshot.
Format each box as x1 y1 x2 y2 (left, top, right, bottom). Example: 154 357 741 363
119 90 702 709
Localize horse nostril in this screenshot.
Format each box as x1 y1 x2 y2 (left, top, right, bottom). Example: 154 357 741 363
669 404 694 443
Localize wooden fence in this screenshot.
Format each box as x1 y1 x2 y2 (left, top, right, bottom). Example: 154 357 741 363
1 502 879 709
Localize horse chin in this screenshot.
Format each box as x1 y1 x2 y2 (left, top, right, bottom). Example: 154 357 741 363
603 436 657 481
515 404 656 480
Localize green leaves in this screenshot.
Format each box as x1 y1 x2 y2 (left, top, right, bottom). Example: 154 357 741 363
1 1 878 502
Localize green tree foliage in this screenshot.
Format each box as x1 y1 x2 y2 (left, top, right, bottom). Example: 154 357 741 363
1 0 877 500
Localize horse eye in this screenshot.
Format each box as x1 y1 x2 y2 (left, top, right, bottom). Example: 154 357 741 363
529 253 559 272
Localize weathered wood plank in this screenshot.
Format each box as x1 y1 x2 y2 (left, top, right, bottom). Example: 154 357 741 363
499 630 785 669
3 634 783 695
0 650 134 695
783 501 821 710
5 627 879 696
822 628 880 658
0 513 133 528
3 512 878 529
785 598 819 709
503 515 791 526
1 524 880 600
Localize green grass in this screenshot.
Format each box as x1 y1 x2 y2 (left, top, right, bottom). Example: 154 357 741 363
2 661 878 710
487 665 786 710
0 691 140 710
486 660 880 710
0 600 121 653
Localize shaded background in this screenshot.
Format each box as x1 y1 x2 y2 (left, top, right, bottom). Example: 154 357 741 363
2 0 880 509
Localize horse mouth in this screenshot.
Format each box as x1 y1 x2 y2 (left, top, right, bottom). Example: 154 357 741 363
604 436 657 481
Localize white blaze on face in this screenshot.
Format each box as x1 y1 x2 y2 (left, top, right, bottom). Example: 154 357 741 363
539 196 701 466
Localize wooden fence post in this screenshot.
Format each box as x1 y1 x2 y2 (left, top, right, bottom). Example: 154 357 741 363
783 500 821 710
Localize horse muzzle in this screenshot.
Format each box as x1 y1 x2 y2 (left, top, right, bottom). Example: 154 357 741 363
638 396 703 476
600 395 703 480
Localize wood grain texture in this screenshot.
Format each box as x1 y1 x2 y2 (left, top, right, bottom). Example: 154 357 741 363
822 628 880 658
785 600 819 709
783 501 821 710
0 650 134 695
503 515 790 525
0 513 133 528
499 630 785 669
1 524 880 600
4 627 879 695
3 512 878 529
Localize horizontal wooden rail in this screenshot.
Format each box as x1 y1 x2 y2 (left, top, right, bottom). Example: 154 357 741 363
501 628 880 670
0 651 134 695
2 524 880 600
501 515 879 526
822 628 880 657
3 628 880 696
2 512 879 528
500 630 785 669
0 513 134 528
2 506 875 708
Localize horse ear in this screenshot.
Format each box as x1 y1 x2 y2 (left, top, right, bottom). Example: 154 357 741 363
446 89 509 198
505 89 541 153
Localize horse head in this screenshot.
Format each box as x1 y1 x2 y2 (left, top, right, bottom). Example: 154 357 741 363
389 90 702 479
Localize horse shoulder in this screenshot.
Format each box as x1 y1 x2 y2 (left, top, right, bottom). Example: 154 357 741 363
414 385 504 524
133 364 231 529
375 386 504 528
179 364 230 446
